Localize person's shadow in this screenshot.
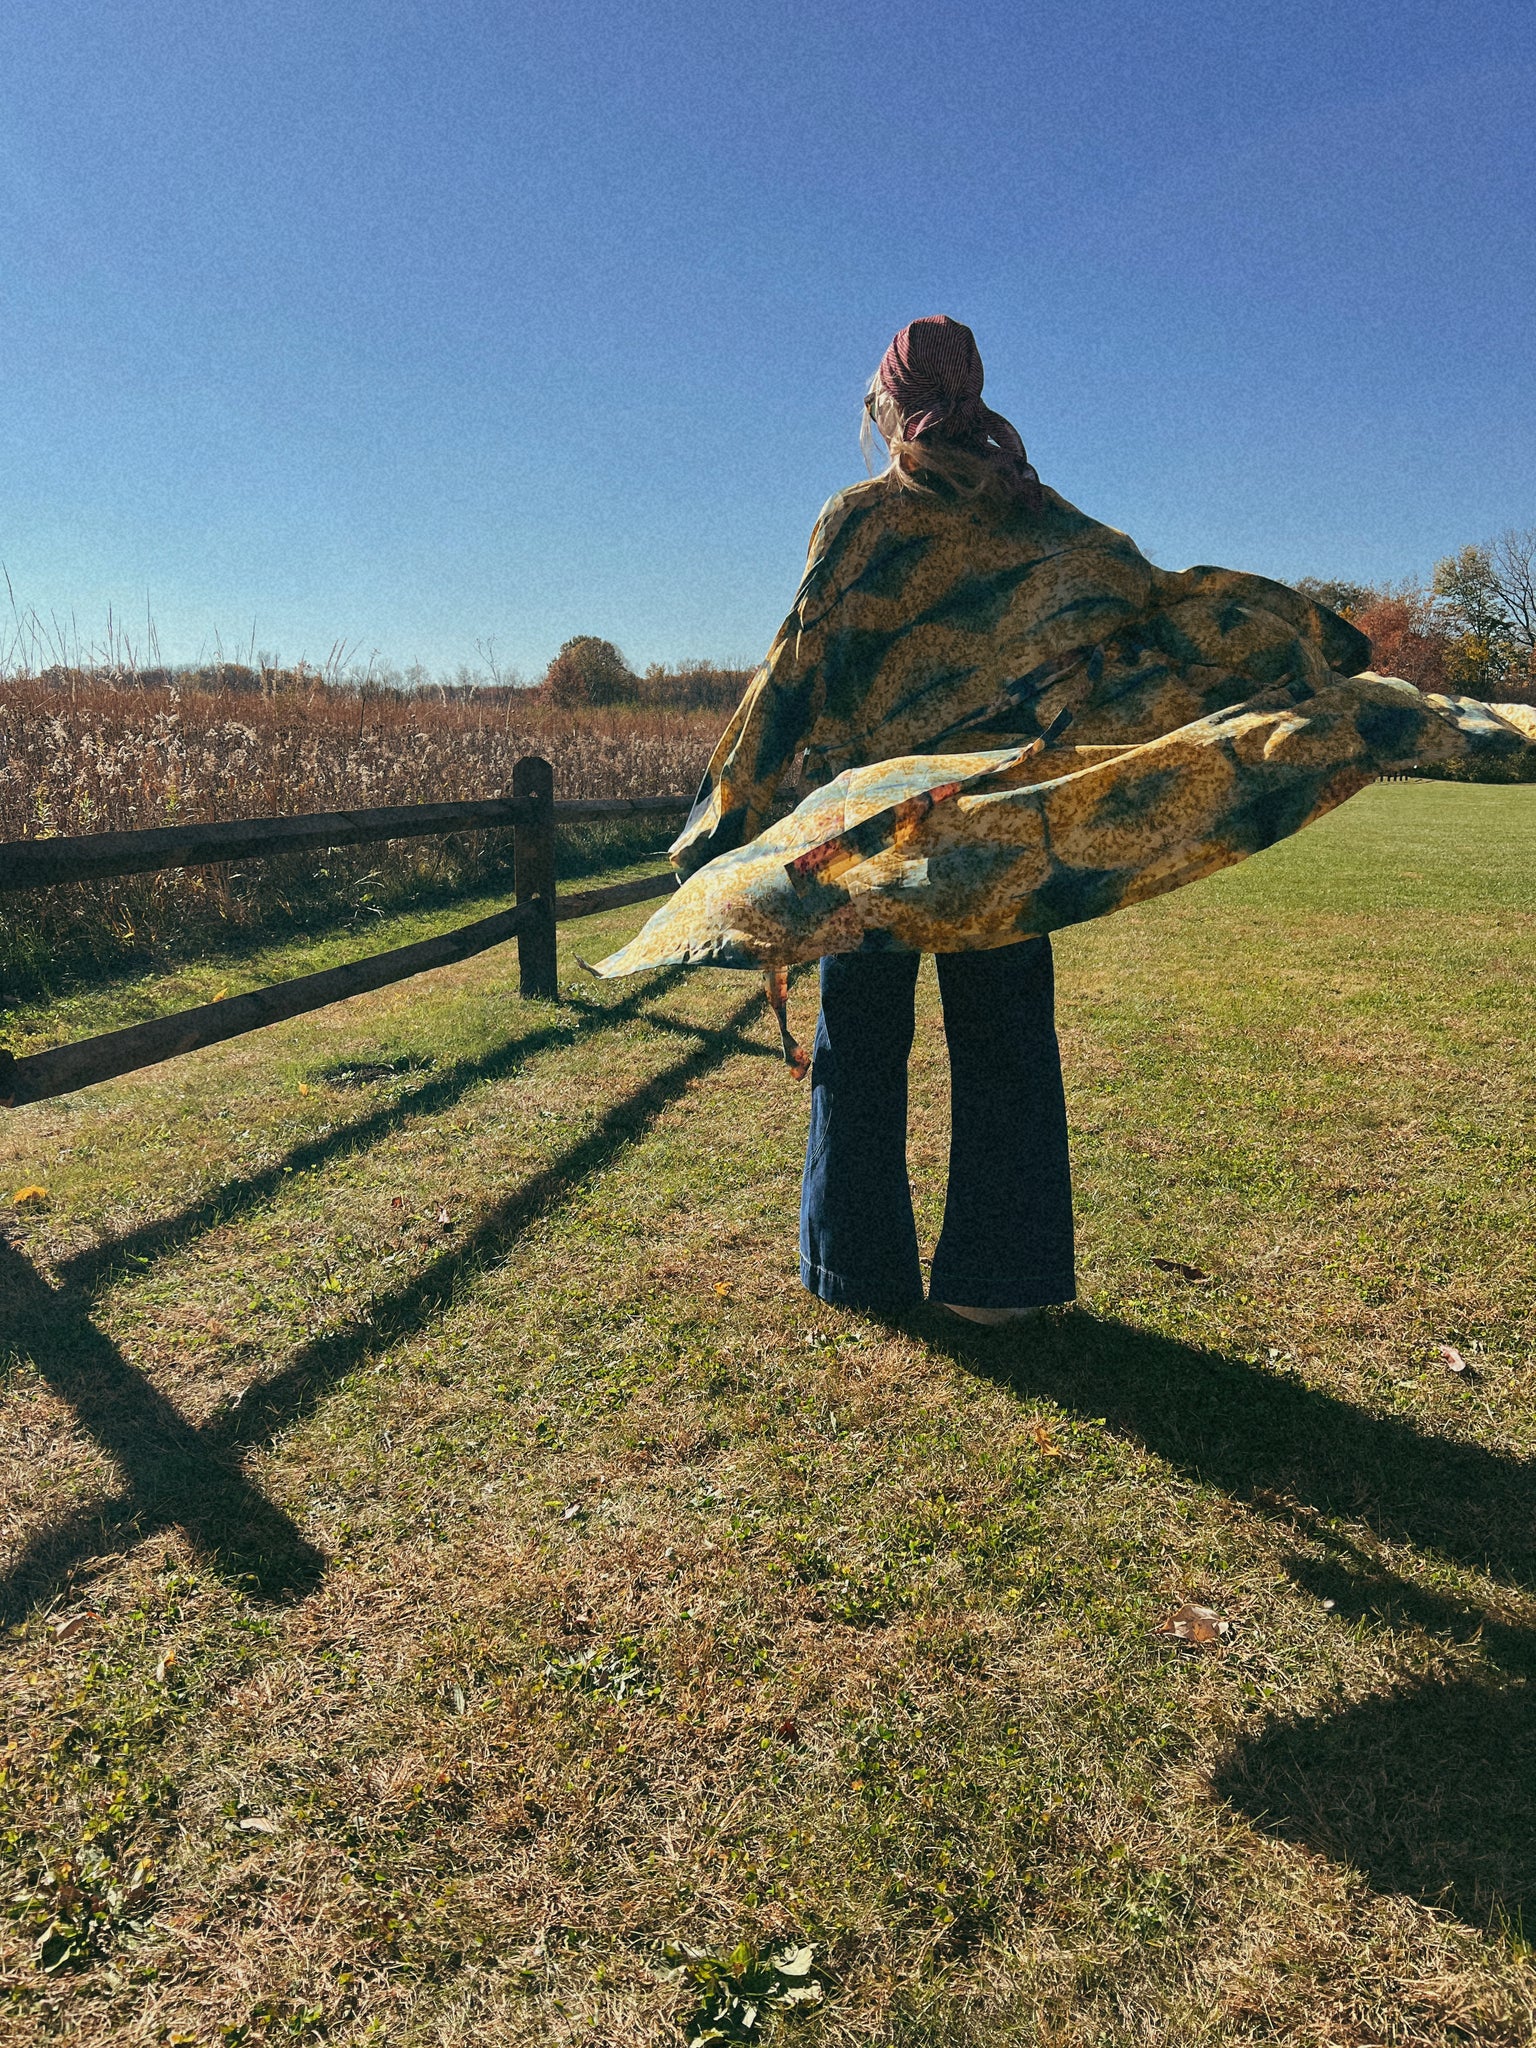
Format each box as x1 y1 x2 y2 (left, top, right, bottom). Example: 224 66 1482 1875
1218 1551 1536 1933
918 1306 1536 1933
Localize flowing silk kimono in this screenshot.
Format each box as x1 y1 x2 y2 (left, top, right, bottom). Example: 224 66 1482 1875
592 474 1536 979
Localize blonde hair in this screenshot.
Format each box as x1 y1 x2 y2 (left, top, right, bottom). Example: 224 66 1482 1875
861 373 1032 509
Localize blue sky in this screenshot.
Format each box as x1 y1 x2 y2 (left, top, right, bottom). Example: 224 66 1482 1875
2 0 1533 679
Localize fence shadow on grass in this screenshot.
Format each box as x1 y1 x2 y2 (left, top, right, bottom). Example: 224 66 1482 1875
59 968 695 1298
929 1306 1536 1931
0 982 769 1628
0 1234 328 1616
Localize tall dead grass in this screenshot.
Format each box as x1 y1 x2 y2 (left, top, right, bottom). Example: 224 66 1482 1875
0 669 730 1001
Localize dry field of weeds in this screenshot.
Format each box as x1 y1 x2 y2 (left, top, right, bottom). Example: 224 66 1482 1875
0 671 722 996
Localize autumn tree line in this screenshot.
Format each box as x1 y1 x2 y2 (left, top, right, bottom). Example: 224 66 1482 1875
536 639 749 712
1297 529 1536 703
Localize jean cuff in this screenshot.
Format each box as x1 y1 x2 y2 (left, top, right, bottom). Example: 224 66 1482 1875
926 1266 1076 1312
800 1254 924 1312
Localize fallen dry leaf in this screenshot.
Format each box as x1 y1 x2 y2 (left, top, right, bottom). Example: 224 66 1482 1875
52 1613 90 1640
437 1207 452 1227
1438 1343 1469 1374
1156 1602 1231 1650
154 1648 178 1682
239 1815 280 1835
12 1186 49 1207
1151 1257 1210 1284
1031 1422 1064 1458
714 1282 732 1297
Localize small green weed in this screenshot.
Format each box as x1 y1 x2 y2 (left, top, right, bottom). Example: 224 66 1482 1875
541 1637 657 1702
8 1847 156 1973
658 1940 825 2044
318 1054 437 1087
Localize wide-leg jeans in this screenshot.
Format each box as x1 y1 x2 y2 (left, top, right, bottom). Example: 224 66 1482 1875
799 938 1075 1312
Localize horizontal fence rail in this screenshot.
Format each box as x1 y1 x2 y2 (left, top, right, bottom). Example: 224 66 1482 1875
0 760 688 1108
0 793 693 892
553 871 680 922
1 902 535 1106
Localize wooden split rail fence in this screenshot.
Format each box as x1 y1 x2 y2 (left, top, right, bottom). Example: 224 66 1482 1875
0 756 690 1109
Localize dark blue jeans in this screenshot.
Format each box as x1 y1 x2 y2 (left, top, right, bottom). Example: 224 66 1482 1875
799 939 1075 1312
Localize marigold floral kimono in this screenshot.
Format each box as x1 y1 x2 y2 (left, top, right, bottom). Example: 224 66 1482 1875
592 475 1536 981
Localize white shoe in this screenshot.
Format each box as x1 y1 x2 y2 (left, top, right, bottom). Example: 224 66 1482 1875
940 1302 1038 1326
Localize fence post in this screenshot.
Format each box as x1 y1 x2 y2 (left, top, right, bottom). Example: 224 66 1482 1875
513 755 559 999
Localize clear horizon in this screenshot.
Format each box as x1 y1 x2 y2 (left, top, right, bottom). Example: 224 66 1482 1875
3 0 1533 681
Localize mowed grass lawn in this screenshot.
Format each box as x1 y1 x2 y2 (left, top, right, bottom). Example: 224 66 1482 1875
3 782 1536 2047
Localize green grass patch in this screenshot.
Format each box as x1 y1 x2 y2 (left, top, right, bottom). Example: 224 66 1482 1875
2 782 1535 2043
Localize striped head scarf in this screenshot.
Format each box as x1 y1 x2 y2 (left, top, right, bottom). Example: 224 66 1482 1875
878 315 1042 508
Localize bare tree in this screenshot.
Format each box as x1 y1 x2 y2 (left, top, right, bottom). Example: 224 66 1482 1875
1488 528 1536 653
1433 529 1536 680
